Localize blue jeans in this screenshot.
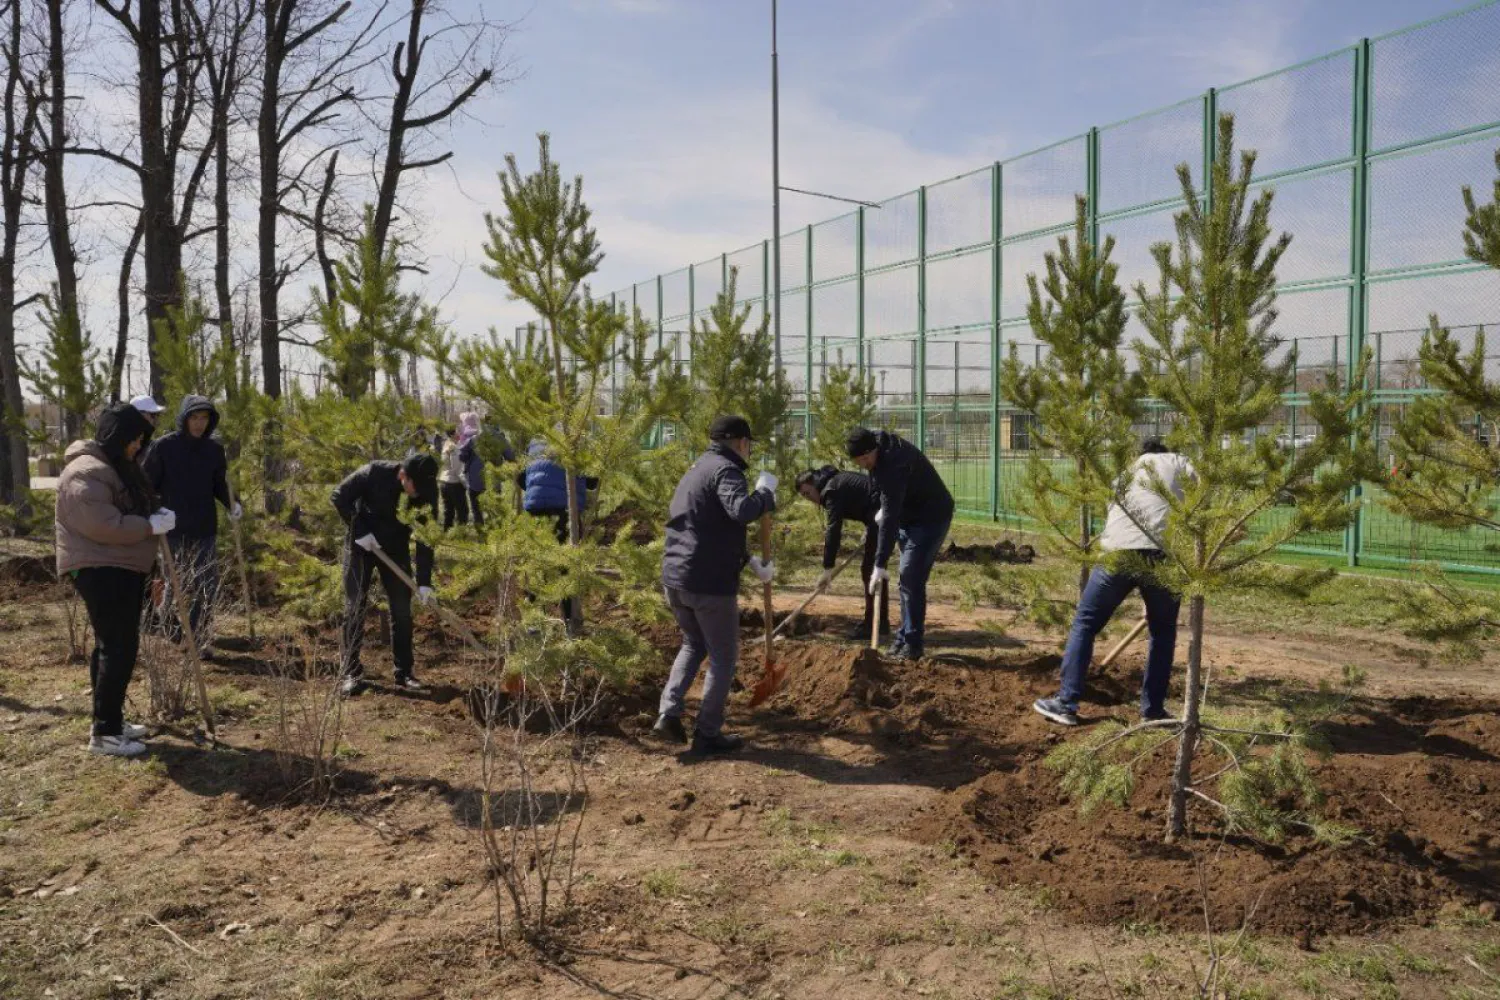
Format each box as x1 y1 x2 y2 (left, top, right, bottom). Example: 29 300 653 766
894 517 951 654
1057 558 1180 717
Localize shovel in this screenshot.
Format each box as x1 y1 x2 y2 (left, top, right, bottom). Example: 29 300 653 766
1100 614 1148 667
365 544 488 654
756 547 860 647
157 538 218 743
747 514 781 707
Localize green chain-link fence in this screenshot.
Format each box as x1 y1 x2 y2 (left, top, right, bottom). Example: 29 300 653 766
594 0 1500 575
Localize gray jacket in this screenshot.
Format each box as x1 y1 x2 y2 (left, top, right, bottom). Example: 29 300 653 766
661 444 776 596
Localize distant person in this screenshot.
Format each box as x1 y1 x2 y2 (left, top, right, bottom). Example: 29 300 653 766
518 439 598 624
1033 439 1196 727
129 395 165 427
845 427 954 661
142 395 241 654
455 411 498 527
331 453 440 696
439 427 470 529
652 415 777 755
794 465 889 641
55 403 176 757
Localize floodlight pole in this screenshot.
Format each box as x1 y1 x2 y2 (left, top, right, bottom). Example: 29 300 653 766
771 0 782 375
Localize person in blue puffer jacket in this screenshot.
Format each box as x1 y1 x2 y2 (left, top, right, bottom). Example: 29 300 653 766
518 440 598 623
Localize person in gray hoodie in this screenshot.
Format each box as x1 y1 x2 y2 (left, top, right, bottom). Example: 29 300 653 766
142 395 242 651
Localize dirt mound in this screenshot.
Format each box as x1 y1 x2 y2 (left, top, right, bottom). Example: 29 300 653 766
908 698 1500 938
0 553 54 585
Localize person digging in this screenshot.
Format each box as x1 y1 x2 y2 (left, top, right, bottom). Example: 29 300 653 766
1033 438 1196 727
651 415 778 755
331 453 441 697
845 427 954 661
794 465 890 642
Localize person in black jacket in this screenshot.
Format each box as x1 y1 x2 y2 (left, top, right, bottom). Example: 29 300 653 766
795 465 890 641
331 454 440 696
846 428 954 660
142 394 241 650
652 415 778 754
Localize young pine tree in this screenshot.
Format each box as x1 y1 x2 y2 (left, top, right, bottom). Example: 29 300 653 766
20 286 108 446
805 363 877 469
999 196 1142 596
1383 150 1500 651
1051 115 1374 844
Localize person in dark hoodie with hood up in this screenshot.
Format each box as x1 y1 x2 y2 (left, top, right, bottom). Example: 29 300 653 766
331 453 440 696
845 427 954 661
794 465 890 641
143 394 241 652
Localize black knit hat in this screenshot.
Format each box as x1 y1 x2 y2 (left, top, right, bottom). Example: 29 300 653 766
401 452 439 504
708 415 754 442
845 427 879 458
94 402 154 462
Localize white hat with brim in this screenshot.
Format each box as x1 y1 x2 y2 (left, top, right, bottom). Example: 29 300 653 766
129 395 165 414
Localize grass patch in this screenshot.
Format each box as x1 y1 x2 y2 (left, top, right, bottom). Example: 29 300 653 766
641 867 687 899
210 684 265 718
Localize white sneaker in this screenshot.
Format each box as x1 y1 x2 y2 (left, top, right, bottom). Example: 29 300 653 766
123 722 150 740
89 734 147 758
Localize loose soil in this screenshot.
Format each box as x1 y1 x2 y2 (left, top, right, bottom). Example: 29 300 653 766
4 577 1500 998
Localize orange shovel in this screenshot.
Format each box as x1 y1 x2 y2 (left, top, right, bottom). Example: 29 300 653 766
747 514 782 707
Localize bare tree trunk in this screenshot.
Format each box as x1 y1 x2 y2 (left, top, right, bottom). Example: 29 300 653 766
314 149 338 304
38 0 83 439
136 0 181 395
111 213 144 402
1166 592 1205 842
0 0 38 504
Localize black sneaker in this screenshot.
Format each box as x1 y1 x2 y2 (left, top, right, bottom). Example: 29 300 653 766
885 639 907 658
394 675 426 693
690 730 744 755
1140 708 1173 723
340 676 367 698
1033 696 1080 727
650 714 688 744
898 645 923 662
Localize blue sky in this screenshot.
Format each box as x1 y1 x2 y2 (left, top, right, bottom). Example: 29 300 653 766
422 0 1472 341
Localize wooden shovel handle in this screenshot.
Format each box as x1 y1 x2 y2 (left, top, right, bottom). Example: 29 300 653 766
366 543 487 655
1100 615 1149 667
760 515 773 670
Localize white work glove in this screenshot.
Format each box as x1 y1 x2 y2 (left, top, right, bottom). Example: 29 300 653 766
867 566 888 596
354 533 380 552
816 568 835 591
754 471 778 494
228 501 243 522
416 586 436 607
148 509 176 536
874 507 886 525
748 556 775 584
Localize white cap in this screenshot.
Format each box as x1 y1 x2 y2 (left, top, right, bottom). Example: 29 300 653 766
129 395 165 414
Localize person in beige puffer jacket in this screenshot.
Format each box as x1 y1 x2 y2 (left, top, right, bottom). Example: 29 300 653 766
55 402 177 757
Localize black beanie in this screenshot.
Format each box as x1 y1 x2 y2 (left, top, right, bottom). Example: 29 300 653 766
845 427 879 459
402 452 439 499
94 402 154 462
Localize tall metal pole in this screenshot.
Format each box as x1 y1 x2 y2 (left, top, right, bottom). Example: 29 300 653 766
771 0 782 374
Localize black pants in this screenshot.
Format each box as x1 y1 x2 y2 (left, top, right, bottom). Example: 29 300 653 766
162 535 220 645
860 527 891 635
526 508 573 623
73 567 147 738
341 541 415 680
441 482 469 529
468 489 485 528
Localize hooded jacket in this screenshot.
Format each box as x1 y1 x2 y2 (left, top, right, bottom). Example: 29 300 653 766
142 395 230 539
55 440 158 575
661 443 776 596
868 431 954 567
519 441 595 515
813 469 881 569
330 461 436 587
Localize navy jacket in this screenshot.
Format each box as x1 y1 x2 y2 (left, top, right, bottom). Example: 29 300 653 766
869 431 955 567
142 395 230 539
519 442 596 515
458 429 515 493
330 461 436 587
661 444 776 596
816 470 881 569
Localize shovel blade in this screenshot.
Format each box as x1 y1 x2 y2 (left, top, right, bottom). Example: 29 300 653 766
747 660 787 708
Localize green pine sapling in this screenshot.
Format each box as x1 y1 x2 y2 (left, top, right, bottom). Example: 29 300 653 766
805 363 877 469
20 285 108 446
1383 150 1500 652
1050 115 1375 844
1000 195 1142 596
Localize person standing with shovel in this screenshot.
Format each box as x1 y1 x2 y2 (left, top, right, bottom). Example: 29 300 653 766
331 453 441 697
651 416 777 755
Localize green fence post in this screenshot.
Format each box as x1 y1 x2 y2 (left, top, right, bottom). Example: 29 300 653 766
806 224 815 437
990 161 1002 523
1086 126 1101 248
761 239 769 329
856 206 866 379
1346 38 1372 568
722 251 728 295
655 274 664 357
917 185 928 449
688 262 695 334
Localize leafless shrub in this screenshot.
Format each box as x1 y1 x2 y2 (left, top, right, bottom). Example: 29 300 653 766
272 638 346 802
